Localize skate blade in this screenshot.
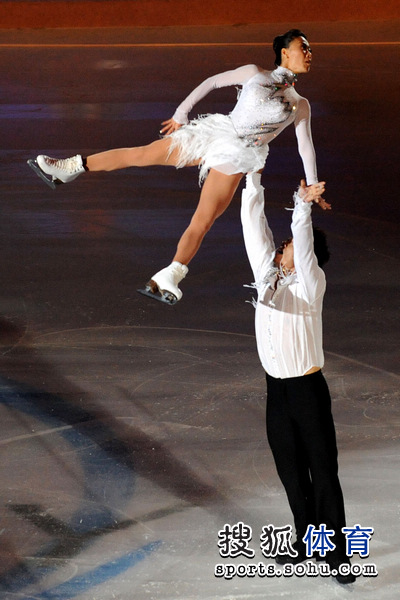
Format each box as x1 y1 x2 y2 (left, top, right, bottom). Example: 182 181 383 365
27 159 63 190
137 281 178 305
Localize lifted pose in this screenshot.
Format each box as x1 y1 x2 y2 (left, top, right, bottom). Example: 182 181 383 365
28 29 327 305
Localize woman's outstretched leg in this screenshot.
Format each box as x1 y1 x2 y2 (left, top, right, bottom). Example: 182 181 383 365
30 138 184 185
85 138 184 171
145 169 243 303
29 142 243 304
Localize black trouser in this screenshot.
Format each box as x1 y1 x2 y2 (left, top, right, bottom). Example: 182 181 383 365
266 370 347 560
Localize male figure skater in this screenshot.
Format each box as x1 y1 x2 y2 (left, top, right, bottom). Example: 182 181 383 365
240 173 355 585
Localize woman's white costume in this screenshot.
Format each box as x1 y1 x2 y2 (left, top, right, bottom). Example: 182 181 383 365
168 64 317 184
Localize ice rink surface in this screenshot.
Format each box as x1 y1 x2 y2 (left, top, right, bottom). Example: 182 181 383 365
0 20 399 600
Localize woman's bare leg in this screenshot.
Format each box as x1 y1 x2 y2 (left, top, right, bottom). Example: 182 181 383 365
87 148 243 265
145 169 243 302
32 137 188 184
173 169 243 265
86 138 186 171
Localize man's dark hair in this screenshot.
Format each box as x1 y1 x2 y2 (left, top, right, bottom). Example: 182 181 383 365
313 226 330 268
273 29 308 66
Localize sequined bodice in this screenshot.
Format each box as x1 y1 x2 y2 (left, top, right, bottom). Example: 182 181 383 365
230 70 298 146
172 64 317 183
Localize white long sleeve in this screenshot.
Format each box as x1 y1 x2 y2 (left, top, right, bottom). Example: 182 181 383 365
172 64 318 186
291 193 326 303
172 64 262 124
240 173 276 286
293 99 317 184
241 178 325 378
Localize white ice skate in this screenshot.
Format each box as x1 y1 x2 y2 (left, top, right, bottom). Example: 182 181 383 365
137 261 188 305
27 154 85 189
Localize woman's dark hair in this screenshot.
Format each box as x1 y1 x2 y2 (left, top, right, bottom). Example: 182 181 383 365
312 226 330 268
273 29 308 66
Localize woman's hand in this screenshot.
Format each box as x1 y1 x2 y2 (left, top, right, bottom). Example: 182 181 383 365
160 118 182 135
299 179 331 210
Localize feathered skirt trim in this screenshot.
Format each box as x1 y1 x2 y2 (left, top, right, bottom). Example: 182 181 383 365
167 113 269 184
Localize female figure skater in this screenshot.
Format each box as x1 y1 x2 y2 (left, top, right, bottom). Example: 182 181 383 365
28 29 326 304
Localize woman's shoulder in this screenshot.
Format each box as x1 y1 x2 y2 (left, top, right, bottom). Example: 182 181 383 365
238 65 273 84
239 64 266 78
295 94 311 110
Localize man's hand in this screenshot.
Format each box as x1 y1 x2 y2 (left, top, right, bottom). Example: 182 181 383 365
299 179 331 210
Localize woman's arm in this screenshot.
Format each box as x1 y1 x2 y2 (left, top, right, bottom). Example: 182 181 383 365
169 64 262 127
294 98 317 185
